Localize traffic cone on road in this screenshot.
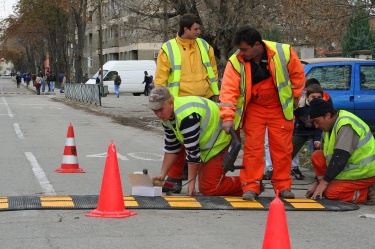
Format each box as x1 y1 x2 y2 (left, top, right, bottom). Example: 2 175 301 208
55 123 85 173
262 190 291 249
86 141 136 218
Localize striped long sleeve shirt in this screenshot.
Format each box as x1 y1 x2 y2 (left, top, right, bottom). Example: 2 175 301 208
162 113 201 164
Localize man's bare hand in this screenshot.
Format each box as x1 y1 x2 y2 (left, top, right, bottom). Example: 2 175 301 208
222 120 234 134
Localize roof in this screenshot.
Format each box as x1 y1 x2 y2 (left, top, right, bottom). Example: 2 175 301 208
301 57 368 64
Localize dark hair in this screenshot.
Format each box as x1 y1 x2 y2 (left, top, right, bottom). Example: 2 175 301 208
144 71 148 75
178 14 202 36
233 25 262 47
305 78 320 88
306 84 323 97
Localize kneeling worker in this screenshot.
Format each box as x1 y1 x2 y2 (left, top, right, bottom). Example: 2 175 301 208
306 98 375 204
149 86 242 196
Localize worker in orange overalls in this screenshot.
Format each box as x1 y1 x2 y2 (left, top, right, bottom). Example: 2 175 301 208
219 26 305 200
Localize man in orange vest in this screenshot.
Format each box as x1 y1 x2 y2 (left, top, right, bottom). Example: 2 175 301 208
219 26 305 200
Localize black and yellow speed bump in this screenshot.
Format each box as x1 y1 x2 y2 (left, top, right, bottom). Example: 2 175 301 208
0 195 359 211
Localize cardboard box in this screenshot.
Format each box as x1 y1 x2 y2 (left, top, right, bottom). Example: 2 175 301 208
128 174 162 197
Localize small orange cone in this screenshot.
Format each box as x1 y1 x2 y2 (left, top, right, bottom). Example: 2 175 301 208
86 141 136 218
262 190 291 249
55 123 85 173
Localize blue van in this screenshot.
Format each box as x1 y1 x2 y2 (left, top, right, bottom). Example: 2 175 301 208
302 58 375 132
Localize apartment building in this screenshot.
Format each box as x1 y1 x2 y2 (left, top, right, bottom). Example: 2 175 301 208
83 1 164 77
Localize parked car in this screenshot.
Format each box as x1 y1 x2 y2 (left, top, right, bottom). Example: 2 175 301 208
86 60 156 96
302 57 375 132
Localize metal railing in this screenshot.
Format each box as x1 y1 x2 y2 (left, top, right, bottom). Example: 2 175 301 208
65 83 101 106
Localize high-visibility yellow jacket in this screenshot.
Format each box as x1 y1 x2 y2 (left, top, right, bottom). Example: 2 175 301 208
163 96 230 162
219 40 305 127
323 110 375 180
154 35 219 99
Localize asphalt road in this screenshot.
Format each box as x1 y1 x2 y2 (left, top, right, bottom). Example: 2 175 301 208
0 76 374 249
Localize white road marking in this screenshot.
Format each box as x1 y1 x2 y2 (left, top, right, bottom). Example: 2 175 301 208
86 152 164 161
127 152 163 161
13 123 24 139
86 152 129 160
25 152 56 195
2 97 13 118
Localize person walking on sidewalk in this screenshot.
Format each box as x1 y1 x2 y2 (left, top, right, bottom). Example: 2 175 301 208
49 72 56 92
114 71 121 98
219 26 305 200
142 71 152 96
16 74 22 88
153 13 220 191
149 87 242 196
306 98 375 204
34 73 42 95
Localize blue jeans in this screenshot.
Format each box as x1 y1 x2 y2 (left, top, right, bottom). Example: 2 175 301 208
114 84 120 96
50 81 55 91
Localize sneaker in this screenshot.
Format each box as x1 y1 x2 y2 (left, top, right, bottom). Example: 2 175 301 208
291 167 305 180
365 184 375 205
242 190 258 201
162 177 182 193
263 169 273 180
279 189 295 199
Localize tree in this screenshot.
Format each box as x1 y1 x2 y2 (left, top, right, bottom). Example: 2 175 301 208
115 0 354 74
342 5 375 57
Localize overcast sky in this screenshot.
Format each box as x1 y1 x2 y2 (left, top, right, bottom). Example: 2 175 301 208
1 0 18 18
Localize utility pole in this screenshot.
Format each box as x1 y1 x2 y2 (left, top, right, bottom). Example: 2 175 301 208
98 0 104 91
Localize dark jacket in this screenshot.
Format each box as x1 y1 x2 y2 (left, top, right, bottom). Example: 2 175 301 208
293 97 322 142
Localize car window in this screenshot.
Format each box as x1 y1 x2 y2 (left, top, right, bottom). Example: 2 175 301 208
104 71 116 81
360 65 375 90
306 65 351 90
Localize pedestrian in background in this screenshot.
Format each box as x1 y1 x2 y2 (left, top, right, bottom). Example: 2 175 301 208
114 71 121 98
49 72 56 92
34 73 42 95
41 75 47 92
219 25 305 200
142 71 152 96
306 98 375 205
153 13 220 192
16 74 21 88
60 73 66 93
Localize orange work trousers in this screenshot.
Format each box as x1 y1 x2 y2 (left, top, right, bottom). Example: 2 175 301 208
311 150 375 203
241 78 294 194
167 147 242 196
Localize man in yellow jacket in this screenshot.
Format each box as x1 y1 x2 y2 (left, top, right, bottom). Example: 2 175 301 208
154 13 220 192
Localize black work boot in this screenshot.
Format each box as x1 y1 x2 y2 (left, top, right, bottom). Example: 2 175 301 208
162 177 182 193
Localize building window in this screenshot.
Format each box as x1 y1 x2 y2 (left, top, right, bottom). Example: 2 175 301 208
88 57 93 68
88 33 92 45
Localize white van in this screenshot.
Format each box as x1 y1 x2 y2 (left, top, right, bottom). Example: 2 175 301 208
86 60 156 96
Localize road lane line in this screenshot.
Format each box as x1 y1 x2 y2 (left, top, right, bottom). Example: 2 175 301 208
1 97 13 118
25 152 56 195
13 123 24 139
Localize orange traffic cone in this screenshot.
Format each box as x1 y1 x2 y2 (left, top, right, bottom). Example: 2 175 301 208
55 123 85 173
86 141 136 218
262 190 291 249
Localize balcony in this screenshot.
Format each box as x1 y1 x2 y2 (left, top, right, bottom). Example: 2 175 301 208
107 37 119 48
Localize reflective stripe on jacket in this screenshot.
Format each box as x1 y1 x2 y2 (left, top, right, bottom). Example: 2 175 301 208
219 40 305 126
324 110 375 180
162 38 219 97
163 96 230 162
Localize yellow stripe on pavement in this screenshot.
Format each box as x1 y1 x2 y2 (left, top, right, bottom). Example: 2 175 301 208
40 196 75 207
